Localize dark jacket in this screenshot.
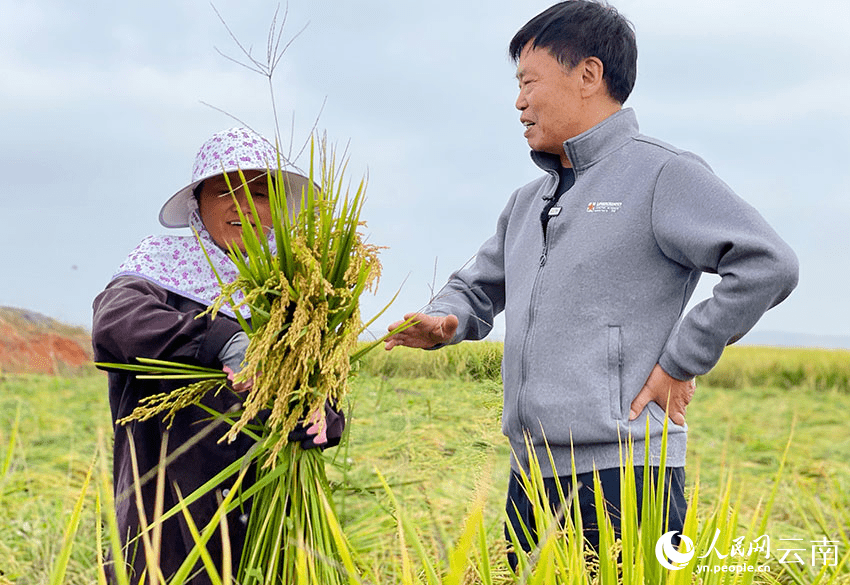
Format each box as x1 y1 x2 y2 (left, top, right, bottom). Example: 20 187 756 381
93 275 254 584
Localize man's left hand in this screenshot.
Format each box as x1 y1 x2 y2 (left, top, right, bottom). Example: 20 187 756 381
629 364 695 426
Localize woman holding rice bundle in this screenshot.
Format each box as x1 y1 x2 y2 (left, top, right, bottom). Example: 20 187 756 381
92 127 344 584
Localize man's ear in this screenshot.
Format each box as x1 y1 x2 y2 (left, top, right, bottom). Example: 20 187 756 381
579 56 606 98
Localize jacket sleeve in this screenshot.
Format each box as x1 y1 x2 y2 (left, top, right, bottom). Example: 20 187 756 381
651 153 799 380
423 189 519 343
92 276 243 367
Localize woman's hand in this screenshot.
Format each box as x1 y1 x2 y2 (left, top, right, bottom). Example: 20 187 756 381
223 365 254 393
288 401 346 450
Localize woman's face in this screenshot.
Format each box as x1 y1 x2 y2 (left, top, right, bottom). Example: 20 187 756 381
197 170 273 252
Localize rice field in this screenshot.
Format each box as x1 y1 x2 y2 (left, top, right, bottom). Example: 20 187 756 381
1 344 849 583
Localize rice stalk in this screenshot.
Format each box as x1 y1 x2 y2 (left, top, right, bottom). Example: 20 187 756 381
89 133 815 584
0 402 19 490
43 374 833 585
96 134 414 584
47 454 95 585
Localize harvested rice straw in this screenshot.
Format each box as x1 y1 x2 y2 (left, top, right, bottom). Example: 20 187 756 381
201 137 383 462
109 136 406 585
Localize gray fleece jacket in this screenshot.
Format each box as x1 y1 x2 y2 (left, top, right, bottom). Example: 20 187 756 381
425 108 798 477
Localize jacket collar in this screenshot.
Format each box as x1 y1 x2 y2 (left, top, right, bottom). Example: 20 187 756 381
530 107 639 175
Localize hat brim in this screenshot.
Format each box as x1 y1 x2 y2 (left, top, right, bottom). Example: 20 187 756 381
159 170 313 228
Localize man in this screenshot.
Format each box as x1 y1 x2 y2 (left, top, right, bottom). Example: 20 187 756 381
385 0 799 565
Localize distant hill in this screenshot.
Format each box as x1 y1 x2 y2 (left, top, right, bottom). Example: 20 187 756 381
0 306 93 374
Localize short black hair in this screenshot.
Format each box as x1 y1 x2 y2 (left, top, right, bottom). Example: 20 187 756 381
509 1 637 104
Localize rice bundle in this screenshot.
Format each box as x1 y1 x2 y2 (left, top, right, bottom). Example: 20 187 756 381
106 137 400 584
206 138 381 461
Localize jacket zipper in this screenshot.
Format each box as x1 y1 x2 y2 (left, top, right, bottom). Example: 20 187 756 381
515 174 557 460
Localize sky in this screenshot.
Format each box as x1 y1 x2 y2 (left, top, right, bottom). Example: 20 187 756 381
1 0 849 346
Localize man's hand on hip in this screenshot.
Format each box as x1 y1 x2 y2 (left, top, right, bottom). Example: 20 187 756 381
384 313 459 350
629 363 695 426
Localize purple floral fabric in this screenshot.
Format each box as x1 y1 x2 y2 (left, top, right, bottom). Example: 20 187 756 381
191 128 278 186
159 127 305 229
114 207 257 319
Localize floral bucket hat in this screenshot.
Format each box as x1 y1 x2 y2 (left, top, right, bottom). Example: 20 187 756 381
159 127 310 228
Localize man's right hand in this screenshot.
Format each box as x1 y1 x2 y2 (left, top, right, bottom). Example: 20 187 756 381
384 313 459 350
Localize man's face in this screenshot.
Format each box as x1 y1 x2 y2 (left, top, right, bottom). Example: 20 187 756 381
197 170 273 252
515 44 585 165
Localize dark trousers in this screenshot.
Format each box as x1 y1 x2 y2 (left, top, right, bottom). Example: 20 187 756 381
504 466 687 569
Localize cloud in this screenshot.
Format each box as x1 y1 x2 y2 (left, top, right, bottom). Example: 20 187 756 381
621 0 850 52
1 0 848 340
633 75 850 126
1 57 272 112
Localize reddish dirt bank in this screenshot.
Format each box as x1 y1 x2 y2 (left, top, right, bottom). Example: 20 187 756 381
0 307 92 375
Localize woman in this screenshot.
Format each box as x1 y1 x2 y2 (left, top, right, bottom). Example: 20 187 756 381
93 127 343 584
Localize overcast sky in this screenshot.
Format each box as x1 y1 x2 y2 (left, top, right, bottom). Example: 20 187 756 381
2 0 848 346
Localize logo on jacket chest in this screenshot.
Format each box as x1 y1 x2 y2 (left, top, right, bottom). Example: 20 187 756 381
586 201 623 213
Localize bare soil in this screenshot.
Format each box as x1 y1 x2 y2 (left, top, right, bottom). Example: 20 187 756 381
0 307 92 374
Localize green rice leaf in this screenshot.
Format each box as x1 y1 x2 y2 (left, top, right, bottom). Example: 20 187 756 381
174 485 224 585
170 466 249 584
98 434 131 585
1 402 19 482
444 501 483 585
194 227 254 334
48 455 95 585
135 373 227 380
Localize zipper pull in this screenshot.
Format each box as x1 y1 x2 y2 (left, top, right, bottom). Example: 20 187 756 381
539 250 547 266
